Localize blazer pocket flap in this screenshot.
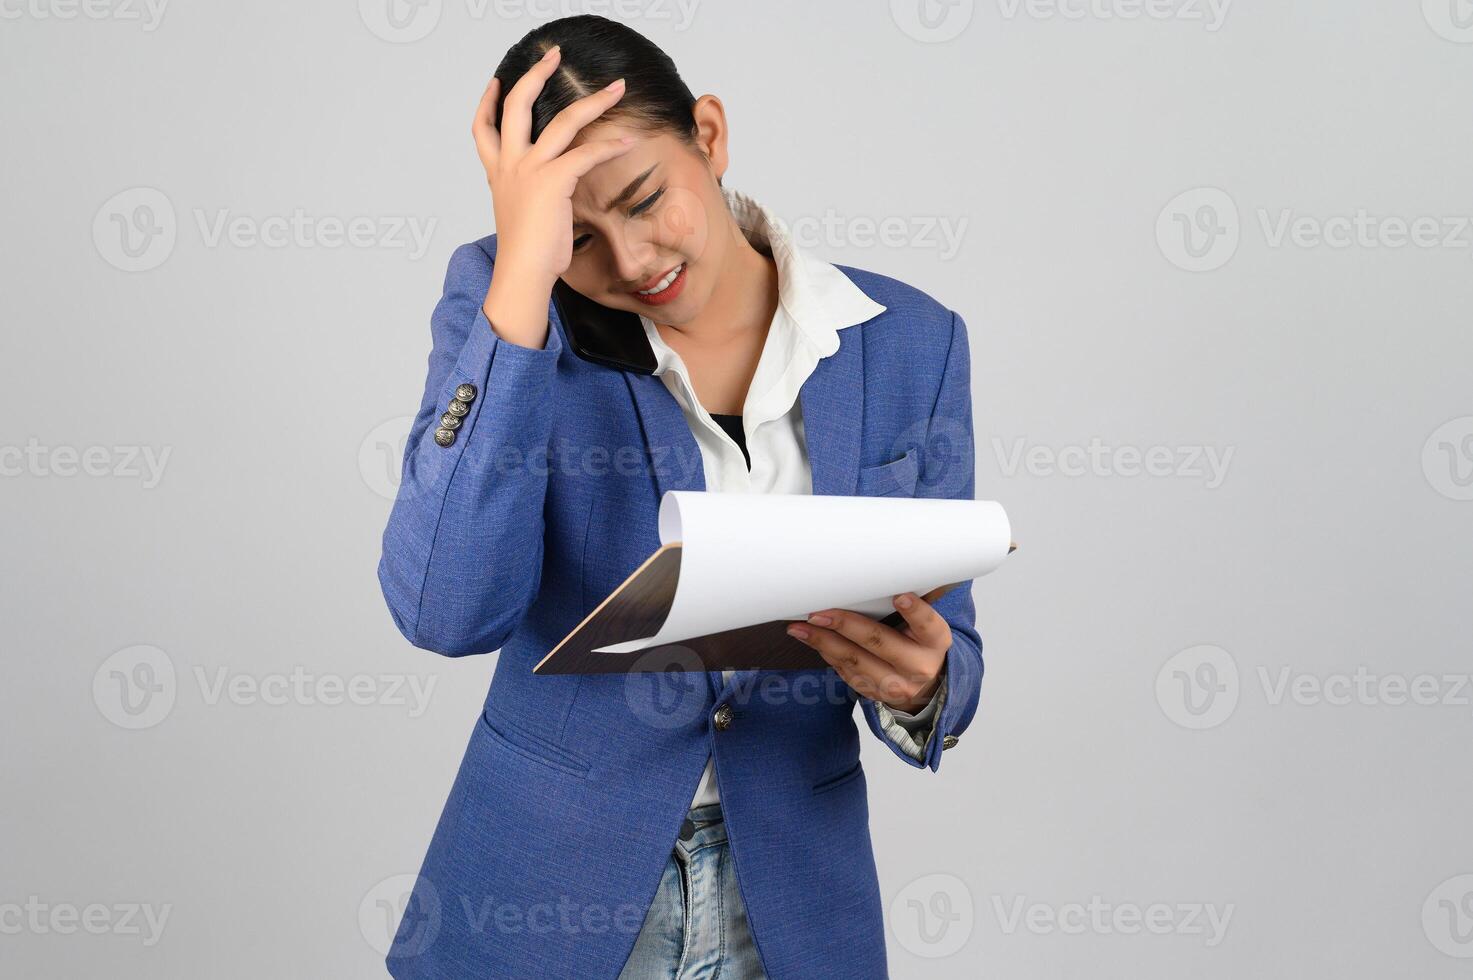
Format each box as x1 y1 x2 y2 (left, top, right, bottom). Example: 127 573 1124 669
479 710 592 777
856 447 920 497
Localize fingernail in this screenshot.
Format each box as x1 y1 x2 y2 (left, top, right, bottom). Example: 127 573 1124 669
807 613 832 627
605 77 625 90
542 45 560 60
895 594 912 609
787 625 809 640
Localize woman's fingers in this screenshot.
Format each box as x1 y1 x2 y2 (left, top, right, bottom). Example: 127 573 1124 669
549 134 638 184
797 629 911 705
810 606 933 681
479 51 629 189
888 592 953 658
526 77 627 164
499 43 562 159
789 597 953 709
471 76 502 172
788 609 942 707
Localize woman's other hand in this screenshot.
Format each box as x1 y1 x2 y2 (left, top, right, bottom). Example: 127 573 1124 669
785 592 953 714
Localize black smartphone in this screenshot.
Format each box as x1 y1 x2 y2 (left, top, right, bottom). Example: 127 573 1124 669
551 278 658 375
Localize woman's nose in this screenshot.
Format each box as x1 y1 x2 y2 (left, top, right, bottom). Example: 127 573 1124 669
607 236 657 287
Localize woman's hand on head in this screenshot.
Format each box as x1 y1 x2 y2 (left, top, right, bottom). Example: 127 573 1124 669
785 592 953 715
473 45 637 288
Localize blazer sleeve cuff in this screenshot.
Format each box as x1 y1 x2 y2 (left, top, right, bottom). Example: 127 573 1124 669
869 674 948 763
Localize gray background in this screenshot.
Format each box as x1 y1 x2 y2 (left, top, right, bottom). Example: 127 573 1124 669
3 1 1472 977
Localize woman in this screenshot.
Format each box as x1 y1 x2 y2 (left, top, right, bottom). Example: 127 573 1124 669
378 15 983 979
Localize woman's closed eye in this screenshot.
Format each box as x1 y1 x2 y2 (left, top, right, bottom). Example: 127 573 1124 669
627 187 663 217
571 187 666 252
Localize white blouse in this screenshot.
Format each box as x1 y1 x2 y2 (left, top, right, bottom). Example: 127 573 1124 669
637 186 947 809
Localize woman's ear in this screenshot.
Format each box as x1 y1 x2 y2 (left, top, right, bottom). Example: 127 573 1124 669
691 94 730 182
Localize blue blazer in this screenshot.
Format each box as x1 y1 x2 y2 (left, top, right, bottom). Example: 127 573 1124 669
378 234 984 979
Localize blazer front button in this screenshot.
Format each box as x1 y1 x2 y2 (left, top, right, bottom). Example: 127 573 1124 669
433 427 456 448
455 383 478 403
941 734 959 750
439 412 462 430
446 399 470 418
713 705 733 731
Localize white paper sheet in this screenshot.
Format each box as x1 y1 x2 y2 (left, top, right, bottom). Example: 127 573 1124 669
592 492 1011 654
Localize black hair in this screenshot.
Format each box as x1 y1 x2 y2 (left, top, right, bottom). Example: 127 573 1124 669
493 15 699 146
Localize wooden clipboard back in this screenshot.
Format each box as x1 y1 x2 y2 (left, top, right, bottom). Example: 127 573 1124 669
533 542 964 675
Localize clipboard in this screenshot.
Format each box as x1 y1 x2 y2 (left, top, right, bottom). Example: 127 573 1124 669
533 541 966 675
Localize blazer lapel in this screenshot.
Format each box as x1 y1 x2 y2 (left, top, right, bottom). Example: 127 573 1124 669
622 371 706 500
796 330 864 499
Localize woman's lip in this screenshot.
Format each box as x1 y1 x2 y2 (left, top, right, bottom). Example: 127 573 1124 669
629 263 682 294
629 262 687 306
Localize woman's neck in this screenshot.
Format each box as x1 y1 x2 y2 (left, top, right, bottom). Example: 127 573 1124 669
655 219 778 349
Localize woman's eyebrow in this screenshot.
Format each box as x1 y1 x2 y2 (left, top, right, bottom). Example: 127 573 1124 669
574 164 659 230
602 164 658 212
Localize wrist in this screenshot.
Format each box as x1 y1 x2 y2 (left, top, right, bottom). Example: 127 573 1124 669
884 668 944 714
489 255 558 296
483 267 555 348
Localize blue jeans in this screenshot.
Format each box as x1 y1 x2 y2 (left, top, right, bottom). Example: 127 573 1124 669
617 802 767 979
